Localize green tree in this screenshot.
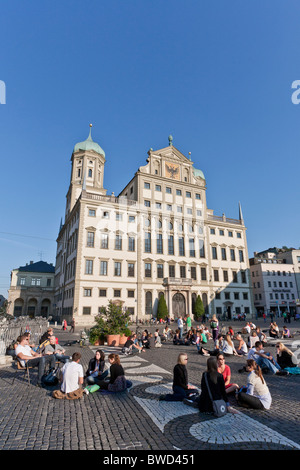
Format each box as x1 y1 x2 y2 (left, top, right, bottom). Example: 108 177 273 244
157 294 168 320
97 300 131 335
194 295 205 321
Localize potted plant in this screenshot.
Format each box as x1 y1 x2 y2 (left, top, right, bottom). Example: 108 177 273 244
89 316 109 345
119 326 133 346
98 301 131 347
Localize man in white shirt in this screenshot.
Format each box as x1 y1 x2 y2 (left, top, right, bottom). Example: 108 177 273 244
15 335 56 387
247 341 280 374
52 352 84 399
177 316 183 339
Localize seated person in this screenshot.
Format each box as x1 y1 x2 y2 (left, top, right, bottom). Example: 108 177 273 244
281 326 292 339
173 329 184 345
97 354 128 392
52 352 84 399
221 334 241 356
154 331 162 348
162 325 172 341
235 334 248 356
123 334 144 354
237 359 272 410
227 326 234 339
256 327 267 345
249 331 259 348
276 342 297 369
44 335 70 363
217 353 239 394
85 350 109 384
247 341 281 375
139 330 149 349
203 326 212 340
16 334 56 388
269 322 279 338
160 353 197 401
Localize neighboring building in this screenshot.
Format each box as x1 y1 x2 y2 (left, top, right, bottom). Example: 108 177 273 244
55 127 254 326
250 248 300 317
7 261 55 318
0 295 6 308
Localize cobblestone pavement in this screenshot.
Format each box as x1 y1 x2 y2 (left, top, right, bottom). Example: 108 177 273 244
0 318 300 451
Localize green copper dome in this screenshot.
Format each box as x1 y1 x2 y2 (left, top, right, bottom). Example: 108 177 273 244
73 125 105 156
193 167 205 180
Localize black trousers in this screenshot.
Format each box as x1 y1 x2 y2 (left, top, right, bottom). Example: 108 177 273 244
237 392 265 410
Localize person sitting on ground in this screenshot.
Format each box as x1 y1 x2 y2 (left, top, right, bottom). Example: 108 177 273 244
52 352 84 399
222 334 241 356
275 343 297 369
85 350 109 385
44 335 70 364
235 334 248 356
244 323 251 335
139 330 149 349
196 331 210 356
173 329 184 345
123 334 145 355
269 322 280 338
162 325 172 341
227 326 234 339
217 353 239 394
198 357 236 414
160 353 197 401
249 330 259 349
203 326 212 340
236 359 272 410
247 341 283 375
97 354 128 392
16 334 56 388
154 331 162 348
256 327 267 345
281 326 292 339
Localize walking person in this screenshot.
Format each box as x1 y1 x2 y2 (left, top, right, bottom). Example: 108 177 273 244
70 317 75 333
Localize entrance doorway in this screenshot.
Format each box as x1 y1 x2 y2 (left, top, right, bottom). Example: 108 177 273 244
172 293 186 318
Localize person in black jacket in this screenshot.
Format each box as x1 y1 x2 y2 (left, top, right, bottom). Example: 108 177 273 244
276 343 296 369
97 354 125 391
160 354 197 401
85 350 108 385
198 357 235 413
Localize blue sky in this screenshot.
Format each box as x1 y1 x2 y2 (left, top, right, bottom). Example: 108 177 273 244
0 1 300 298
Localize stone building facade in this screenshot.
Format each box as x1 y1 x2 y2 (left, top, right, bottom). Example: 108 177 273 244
54 128 254 326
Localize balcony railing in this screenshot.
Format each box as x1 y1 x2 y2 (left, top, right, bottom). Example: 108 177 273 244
83 192 137 206
207 214 242 225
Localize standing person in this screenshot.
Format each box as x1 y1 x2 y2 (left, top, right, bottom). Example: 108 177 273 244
186 315 192 333
217 353 239 394
177 316 184 339
85 350 109 384
70 318 75 333
237 359 272 410
97 354 127 392
52 352 84 400
198 357 235 414
160 353 197 401
210 314 219 343
15 335 56 388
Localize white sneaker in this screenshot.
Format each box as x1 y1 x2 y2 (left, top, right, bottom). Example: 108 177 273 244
83 388 89 395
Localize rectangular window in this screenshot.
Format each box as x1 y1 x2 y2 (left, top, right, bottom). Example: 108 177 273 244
196 193 201 200
144 200 150 207
237 232 242 239
243 292 248 300
101 233 108 249
103 211 109 219
230 249 235 261
114 262 121 276
116 212 123 221
177 206 183 213
155 202 162 209
189 238 195 257
223 270 228 282
31 278 36 286
239 250 244 262
180 265 186 278
225 292 230 300
155 184 161 192
87 231 95 247
234 292 239 300
47 278 51 287
144 182 150 189
186 191 191 198
100 261 108 276
210 228 215 234
166 204 172 211
168 235 174 255
84 288 92 297
228 231 233 237
128 263 135 277
114 289 121 297
128 215 135 223
145 263 152 278
85 259 93 275
20 277 26 285
212 246 217 259
221 247 227 260
176 189 182 196
145 232 151 253
179 237 185 256
128 290 135 298
157 264 164 278
88 209 96 217
241 271 247 283
199 240 205 258
191 266 197 280
219 230 224 236
166 187 172 194
157 234 163 254
99 289 106 297
83 307 91 315
214 270 219 282
169 265 175 277
232 271 238 283
128 236 135 252
201 267 207 281
115 234 122 250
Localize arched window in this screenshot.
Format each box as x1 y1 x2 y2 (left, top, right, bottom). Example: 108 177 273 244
88 169 93 178
145 291 152 316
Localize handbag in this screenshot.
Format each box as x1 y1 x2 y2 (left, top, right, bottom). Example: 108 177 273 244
204 373 227 418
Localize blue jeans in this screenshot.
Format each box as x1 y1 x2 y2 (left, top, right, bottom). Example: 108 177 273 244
86 370 109 385
256 354 280 374
55 354 70 364
179 327 183 339
164 385 189 402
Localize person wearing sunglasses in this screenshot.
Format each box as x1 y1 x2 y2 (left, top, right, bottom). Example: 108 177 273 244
160 353 198 401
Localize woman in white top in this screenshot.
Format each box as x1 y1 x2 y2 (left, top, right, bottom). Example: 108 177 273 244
237 359 272 410
235 334 248 356
222 334 241 356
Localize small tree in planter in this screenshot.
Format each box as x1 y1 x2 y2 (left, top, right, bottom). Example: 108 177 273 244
157 294 168 321
98 301 131 346
194 295 205 322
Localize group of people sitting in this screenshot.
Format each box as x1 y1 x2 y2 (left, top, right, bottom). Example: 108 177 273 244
122 329 162 355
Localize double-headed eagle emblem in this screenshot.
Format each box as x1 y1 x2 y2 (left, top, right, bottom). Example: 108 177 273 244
166 163 179 179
